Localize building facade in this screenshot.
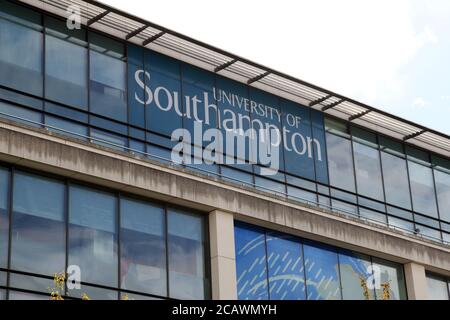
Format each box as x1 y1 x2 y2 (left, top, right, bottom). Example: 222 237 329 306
0 0 449 300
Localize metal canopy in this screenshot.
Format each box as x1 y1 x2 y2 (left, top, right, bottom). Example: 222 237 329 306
20 0 450 157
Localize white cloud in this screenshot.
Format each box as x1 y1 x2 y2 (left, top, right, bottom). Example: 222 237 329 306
101 0 437 106
412 97 429 107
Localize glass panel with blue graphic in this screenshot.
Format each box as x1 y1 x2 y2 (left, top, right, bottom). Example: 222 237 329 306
234 221 407 300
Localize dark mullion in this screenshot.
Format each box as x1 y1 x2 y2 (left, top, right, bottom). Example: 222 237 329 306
116 193 121 299
5 167 14 300
203 214 212 300
404 147 417 232
376 135 389 224
431 164 443 241
64 180 69 296
86 30 92 142
262 230 271 300
335 249 344 300
164 206 170 299
41 11 45 128
349 130 360 218
300 241 308 300
276 97 289 199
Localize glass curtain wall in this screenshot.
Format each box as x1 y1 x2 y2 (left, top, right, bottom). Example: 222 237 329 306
0 166 209 300
235 222 407 300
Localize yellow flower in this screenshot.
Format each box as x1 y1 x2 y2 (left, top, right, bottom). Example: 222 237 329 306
82 293 91 300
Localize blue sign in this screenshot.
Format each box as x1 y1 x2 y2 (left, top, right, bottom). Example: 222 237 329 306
127 43 328 183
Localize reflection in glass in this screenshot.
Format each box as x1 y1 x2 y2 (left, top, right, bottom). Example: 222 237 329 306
0 168 9 268
89 34 127 122
388 216 414 232
266 232 305 300
338 251 374 300
0 7 43 96
45 115 88 141
234 222 268 300
68 285 118 300
353 142 384 201
0 101 42 127
434 169 450 222
326 133 355 192
120 198 166 296
45 17 87 109
408 161 438 218
381 152 412 209
9 273 54 294
372 258 406 300
426 275 449 300
69 185 118 287
303 241 341 300
11 172 65 275
145 51 182 136
8 291 48 300
168 209 206 299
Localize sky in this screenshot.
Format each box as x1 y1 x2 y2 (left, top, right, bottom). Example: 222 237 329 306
101 0 450 135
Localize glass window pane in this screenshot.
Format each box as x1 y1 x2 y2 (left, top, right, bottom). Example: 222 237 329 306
331 199 358 216
287 186 317 204
90 128 127 151
89 33 126 122
426 275 449 300
9 273 53 294
353 142 384 201
318 195 331 209
381 152 412 209
45 18 87 109
0 101 42 127
45 101 88 123
0 6 43 96
221 166 253 186
69 185 118 287
408 161 438 218
234 222 269 300
0 271 5 285
0 168 9 268
358 197 386 212
372 258 406 300
8 291 48 300
434 169 450 222
120 198 166 296
11 172 65 275
359 208 387 225
68 285 118 300
254 176 286 195
266 231 305 300
0 87 43 110
387 206 413 220
415 224 441 241
338 250 375 300
45 115 88 141
388 216 414 232
303 241 341 300
326 133 355 192
168 209 206 299
351 127 377 145
325 118 348 135
0 289 5 300
120 292 161 300
145 51 182 137
281 99 315 180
